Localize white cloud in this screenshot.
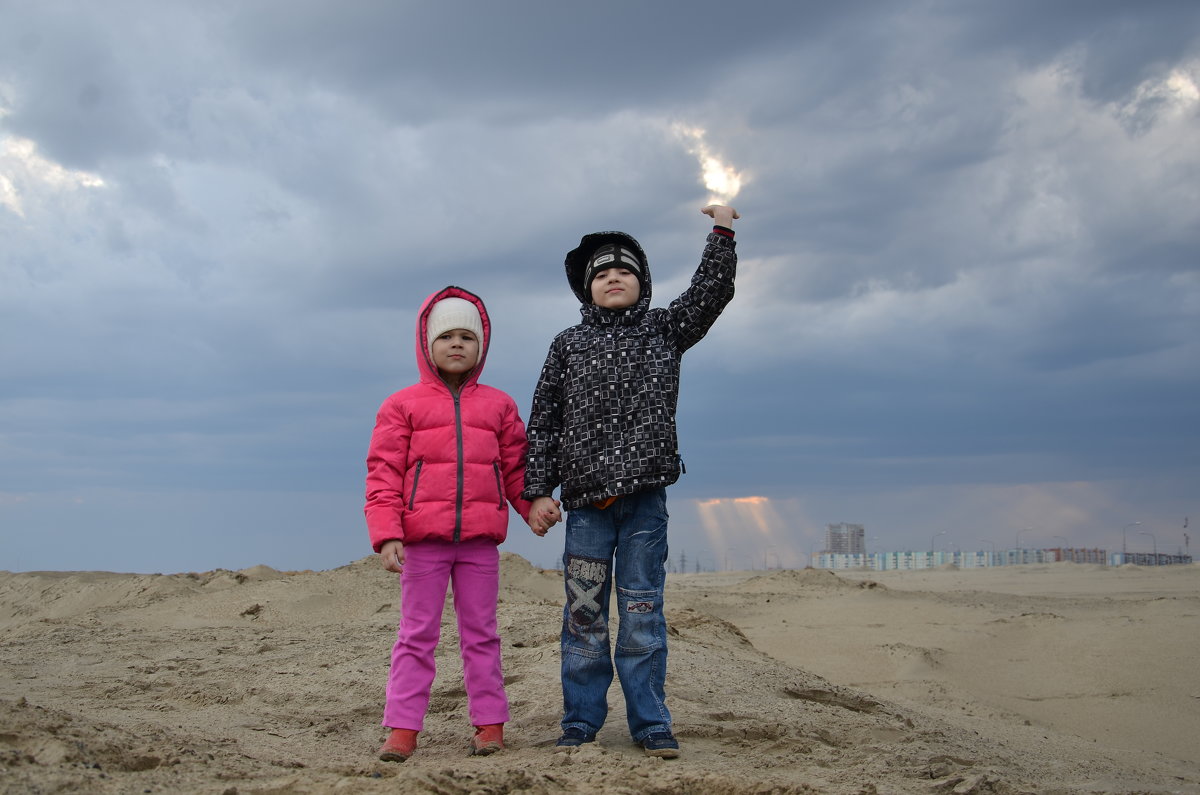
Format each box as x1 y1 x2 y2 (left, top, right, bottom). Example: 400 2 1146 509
0 135 105 217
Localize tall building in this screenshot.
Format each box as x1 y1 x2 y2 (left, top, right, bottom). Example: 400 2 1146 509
826 522 865 555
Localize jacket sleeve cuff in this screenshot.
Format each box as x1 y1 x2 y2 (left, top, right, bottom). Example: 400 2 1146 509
713 225 735 238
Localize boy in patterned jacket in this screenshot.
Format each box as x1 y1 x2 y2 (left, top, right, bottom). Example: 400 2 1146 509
524 204 739 757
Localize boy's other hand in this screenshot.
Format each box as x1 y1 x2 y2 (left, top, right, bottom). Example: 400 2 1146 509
702 204 740 227
380 540 405 572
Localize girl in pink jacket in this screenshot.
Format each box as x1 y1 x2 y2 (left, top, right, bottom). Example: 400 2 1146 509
365 286 537 762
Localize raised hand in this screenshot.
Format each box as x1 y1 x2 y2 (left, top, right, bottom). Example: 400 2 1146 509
702 204 740 227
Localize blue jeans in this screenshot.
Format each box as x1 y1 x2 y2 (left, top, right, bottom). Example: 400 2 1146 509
560 487 671 742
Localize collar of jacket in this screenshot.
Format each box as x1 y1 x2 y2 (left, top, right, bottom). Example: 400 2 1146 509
579 294 650 326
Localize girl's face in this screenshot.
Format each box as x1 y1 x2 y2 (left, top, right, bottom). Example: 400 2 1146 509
431 328 480 384
590 268 641 309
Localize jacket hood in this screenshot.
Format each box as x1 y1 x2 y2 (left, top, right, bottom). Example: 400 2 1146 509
415 286 490 389
564 231 652 311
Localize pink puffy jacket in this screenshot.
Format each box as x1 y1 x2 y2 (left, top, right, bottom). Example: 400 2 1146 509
365 286 532 551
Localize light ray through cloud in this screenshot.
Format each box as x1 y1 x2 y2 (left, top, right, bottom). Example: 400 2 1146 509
672 123 745 205
696 496 801 570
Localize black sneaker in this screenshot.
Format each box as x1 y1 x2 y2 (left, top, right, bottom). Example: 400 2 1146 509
554 727 596 752
639 731 679 759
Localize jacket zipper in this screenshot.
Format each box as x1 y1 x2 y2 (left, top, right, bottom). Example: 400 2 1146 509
408 460 423 509
493 463 504 510
453 390 464 542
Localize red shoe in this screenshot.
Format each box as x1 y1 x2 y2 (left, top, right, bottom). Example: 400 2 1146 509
470 723 505 756
379 728 418 762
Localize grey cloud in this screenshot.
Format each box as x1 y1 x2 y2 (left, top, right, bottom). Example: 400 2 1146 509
950 0 1200 103
223 1 846 119
1 1 1197 571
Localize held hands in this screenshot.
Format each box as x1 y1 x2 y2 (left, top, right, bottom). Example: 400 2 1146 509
702 204 740 228
528 496 562 537
380 540 406 573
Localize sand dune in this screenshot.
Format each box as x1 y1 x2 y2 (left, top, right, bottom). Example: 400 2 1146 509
2 555 1197 793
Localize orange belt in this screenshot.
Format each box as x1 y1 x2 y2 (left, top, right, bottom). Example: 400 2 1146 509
592 496 619 510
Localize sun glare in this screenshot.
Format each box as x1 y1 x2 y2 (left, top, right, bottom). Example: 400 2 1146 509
1166 68 1199 104
0 135 106 217
672 124 745 205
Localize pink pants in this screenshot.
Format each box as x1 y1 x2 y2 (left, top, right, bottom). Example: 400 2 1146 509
382 538 509 730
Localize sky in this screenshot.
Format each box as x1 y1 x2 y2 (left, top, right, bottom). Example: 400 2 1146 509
2 1 1198 574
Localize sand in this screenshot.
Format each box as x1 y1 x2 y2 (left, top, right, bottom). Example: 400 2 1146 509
2 555 1198 794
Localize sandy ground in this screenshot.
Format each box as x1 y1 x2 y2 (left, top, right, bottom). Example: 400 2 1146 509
2 555 1198 794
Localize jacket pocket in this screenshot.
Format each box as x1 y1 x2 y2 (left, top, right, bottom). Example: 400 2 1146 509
493 462 505 510
408 460 424 509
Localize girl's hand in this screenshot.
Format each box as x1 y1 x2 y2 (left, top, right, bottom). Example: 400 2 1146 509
380 540 406 573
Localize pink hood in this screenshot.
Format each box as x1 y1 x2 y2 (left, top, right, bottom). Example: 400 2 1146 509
414 285 491 390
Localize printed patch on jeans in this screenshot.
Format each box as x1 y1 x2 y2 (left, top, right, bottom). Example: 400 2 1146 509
566 554 608 626
626 601 653 613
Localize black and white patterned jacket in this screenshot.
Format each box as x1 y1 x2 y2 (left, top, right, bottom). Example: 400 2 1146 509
523 227 737 510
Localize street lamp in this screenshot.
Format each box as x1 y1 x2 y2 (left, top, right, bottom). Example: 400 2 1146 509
1122 522 1141 562
1016 527 1033 563
1140 531 1157 564
981 539 996 567
930 530 946 567
1016 526 1033 549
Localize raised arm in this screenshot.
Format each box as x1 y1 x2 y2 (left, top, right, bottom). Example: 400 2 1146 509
661 205 740 352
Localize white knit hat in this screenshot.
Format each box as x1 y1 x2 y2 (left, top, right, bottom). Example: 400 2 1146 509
426 297 484 356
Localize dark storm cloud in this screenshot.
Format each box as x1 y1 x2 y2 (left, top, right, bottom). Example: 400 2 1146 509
950 0 1200 102
223 1 846 118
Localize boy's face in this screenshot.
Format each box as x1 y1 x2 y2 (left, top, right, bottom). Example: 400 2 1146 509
589 268 641 310
431 328 480 378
